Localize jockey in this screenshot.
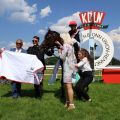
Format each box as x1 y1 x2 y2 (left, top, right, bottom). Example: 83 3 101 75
69 21 80 43
68 20 80 57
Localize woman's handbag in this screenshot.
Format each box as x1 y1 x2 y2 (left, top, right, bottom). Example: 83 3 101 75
72 72 80 84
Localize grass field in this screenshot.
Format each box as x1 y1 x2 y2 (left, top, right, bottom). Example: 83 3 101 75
0 75 120 120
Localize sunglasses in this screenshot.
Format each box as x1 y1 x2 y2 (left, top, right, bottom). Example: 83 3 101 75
16 42 22 45
32 40 38 43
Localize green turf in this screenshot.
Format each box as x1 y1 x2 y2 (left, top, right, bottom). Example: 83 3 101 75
0 76 120 120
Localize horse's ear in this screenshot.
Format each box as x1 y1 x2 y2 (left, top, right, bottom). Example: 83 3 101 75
48 28 51 32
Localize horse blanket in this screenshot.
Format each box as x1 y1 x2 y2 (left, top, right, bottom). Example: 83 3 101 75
0 50 44 85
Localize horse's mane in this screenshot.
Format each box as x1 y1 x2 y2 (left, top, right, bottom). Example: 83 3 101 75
40 29 64 49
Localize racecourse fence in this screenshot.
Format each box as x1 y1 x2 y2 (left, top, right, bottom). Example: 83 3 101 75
45 65 102 81
0 66 102 83
46 65 61 70
45 65 61 76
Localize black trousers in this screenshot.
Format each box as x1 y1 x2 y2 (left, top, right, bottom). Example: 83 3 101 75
75 71 93 100
34 82 43 97
34 70 44 98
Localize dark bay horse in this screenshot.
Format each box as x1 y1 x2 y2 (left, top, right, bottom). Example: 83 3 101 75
41 29 65 97
40 29 64 50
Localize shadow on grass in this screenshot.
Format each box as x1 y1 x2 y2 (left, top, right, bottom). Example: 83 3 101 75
1 89 56 99
54 87 65 105
1 89 35 98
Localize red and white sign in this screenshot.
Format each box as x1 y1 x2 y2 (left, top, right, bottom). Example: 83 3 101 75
79 11 105 30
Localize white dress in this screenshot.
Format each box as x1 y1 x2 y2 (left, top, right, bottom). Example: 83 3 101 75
59 44 77 83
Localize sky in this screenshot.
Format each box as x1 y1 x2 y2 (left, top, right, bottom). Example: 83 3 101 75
0 0 120 60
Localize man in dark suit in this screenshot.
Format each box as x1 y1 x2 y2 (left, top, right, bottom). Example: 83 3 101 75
27 36 54 98
10 39 26 98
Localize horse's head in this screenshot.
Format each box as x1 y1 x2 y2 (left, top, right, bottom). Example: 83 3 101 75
41 29 64 49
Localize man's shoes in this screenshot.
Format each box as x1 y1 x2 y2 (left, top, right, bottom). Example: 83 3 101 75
12 94 18 99
12 93 21 99
35 93 41 98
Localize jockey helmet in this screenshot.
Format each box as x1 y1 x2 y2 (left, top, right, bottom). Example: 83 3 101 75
69 21 77 26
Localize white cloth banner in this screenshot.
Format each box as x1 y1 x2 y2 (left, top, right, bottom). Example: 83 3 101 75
0 50 44 85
